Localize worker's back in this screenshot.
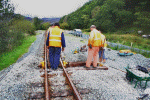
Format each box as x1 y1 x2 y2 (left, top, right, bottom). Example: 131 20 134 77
49 26 63 47
90 29 102 47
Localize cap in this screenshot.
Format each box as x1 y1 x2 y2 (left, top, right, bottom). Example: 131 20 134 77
90 25 96 28
54 23 60 27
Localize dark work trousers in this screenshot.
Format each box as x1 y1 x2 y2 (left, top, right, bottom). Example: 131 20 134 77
49 47 61 69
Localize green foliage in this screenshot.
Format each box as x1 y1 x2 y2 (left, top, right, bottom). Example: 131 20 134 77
60 0 150 33
0 0 14 20
93 0 134 31
59 0 135 32
105 33 150 51
59 0 106 29
91 6 101 18
0 22 10 53
0 35 36 70
0 0 37 67
60 22 69 29
81 15 90 29
13 14 25 20
125 0 150 12
33 17 42 30
10 20 36 35
41 22 50 30
133 12 150 33
82 29 91 32
0 21 26 55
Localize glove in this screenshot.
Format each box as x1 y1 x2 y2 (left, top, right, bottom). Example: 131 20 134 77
89 44 92 49
100 47 103 50
62 47 65 52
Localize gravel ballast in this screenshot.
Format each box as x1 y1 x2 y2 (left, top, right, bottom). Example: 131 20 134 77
64 33 150 100
0 31 150 100
0 31 45 99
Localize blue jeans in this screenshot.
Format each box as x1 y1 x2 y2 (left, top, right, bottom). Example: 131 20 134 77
99 49 105 59
49 47 61 69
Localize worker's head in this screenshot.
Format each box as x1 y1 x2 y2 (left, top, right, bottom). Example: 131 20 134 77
54 23 60 27
51 24 55 28
90 25 96 31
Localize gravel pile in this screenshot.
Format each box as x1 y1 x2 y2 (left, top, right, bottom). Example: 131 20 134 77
129 69 150 77
0 31 45 99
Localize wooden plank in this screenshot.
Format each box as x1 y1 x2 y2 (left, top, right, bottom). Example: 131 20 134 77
66 66 108 71
66 61 108 70
67 61 86 67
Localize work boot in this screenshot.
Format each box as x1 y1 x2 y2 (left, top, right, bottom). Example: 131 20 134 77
103 59 106 63
84 66 91 70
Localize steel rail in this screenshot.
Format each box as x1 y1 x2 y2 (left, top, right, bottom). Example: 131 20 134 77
44 32 50 100
60 58 82 100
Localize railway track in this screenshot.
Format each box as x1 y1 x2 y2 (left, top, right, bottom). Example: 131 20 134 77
44 32 82 100
28 31 108 99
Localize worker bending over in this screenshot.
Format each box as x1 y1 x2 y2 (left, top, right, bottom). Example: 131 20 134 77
86 25 102 68
46 23 66 70
99 32 107 63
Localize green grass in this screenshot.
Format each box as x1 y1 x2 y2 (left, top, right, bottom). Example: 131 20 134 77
105 34 150 51
83 31 150 58
107 45 150 58
0 35 36 71
83 32 150 51
83 32 90 35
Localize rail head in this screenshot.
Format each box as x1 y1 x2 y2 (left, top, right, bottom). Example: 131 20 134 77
44 31 50 100
60 58 82 100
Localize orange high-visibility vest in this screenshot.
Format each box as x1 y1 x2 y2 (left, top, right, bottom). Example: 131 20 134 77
49 26 63 47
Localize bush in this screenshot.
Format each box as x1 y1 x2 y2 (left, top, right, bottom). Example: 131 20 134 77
0 22 10 54
82 29 91 32
134 12 150 33
41 22 50 30
10 20 36 35
60 22 70 29
33 17 42 30
0 21 25 54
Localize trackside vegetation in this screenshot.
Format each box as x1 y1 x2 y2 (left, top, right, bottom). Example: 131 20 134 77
0 35 36 70
60 0 150 33
83 32 150 58
60 0 150 57
0 0 41 70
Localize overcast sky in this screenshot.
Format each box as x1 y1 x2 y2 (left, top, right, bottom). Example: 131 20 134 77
10 0 89 18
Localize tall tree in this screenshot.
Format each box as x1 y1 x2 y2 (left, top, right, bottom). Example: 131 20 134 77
0 0 14 20
0 0 14 54
33 17 42 30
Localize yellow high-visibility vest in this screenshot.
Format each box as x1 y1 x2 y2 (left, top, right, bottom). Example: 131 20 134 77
49 26 63 47
88 29 102 47
101 34 107 47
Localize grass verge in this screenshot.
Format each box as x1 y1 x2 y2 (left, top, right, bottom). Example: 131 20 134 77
0 35 36 71
105 33 150 51
83 32 150 58
107 45 150 58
